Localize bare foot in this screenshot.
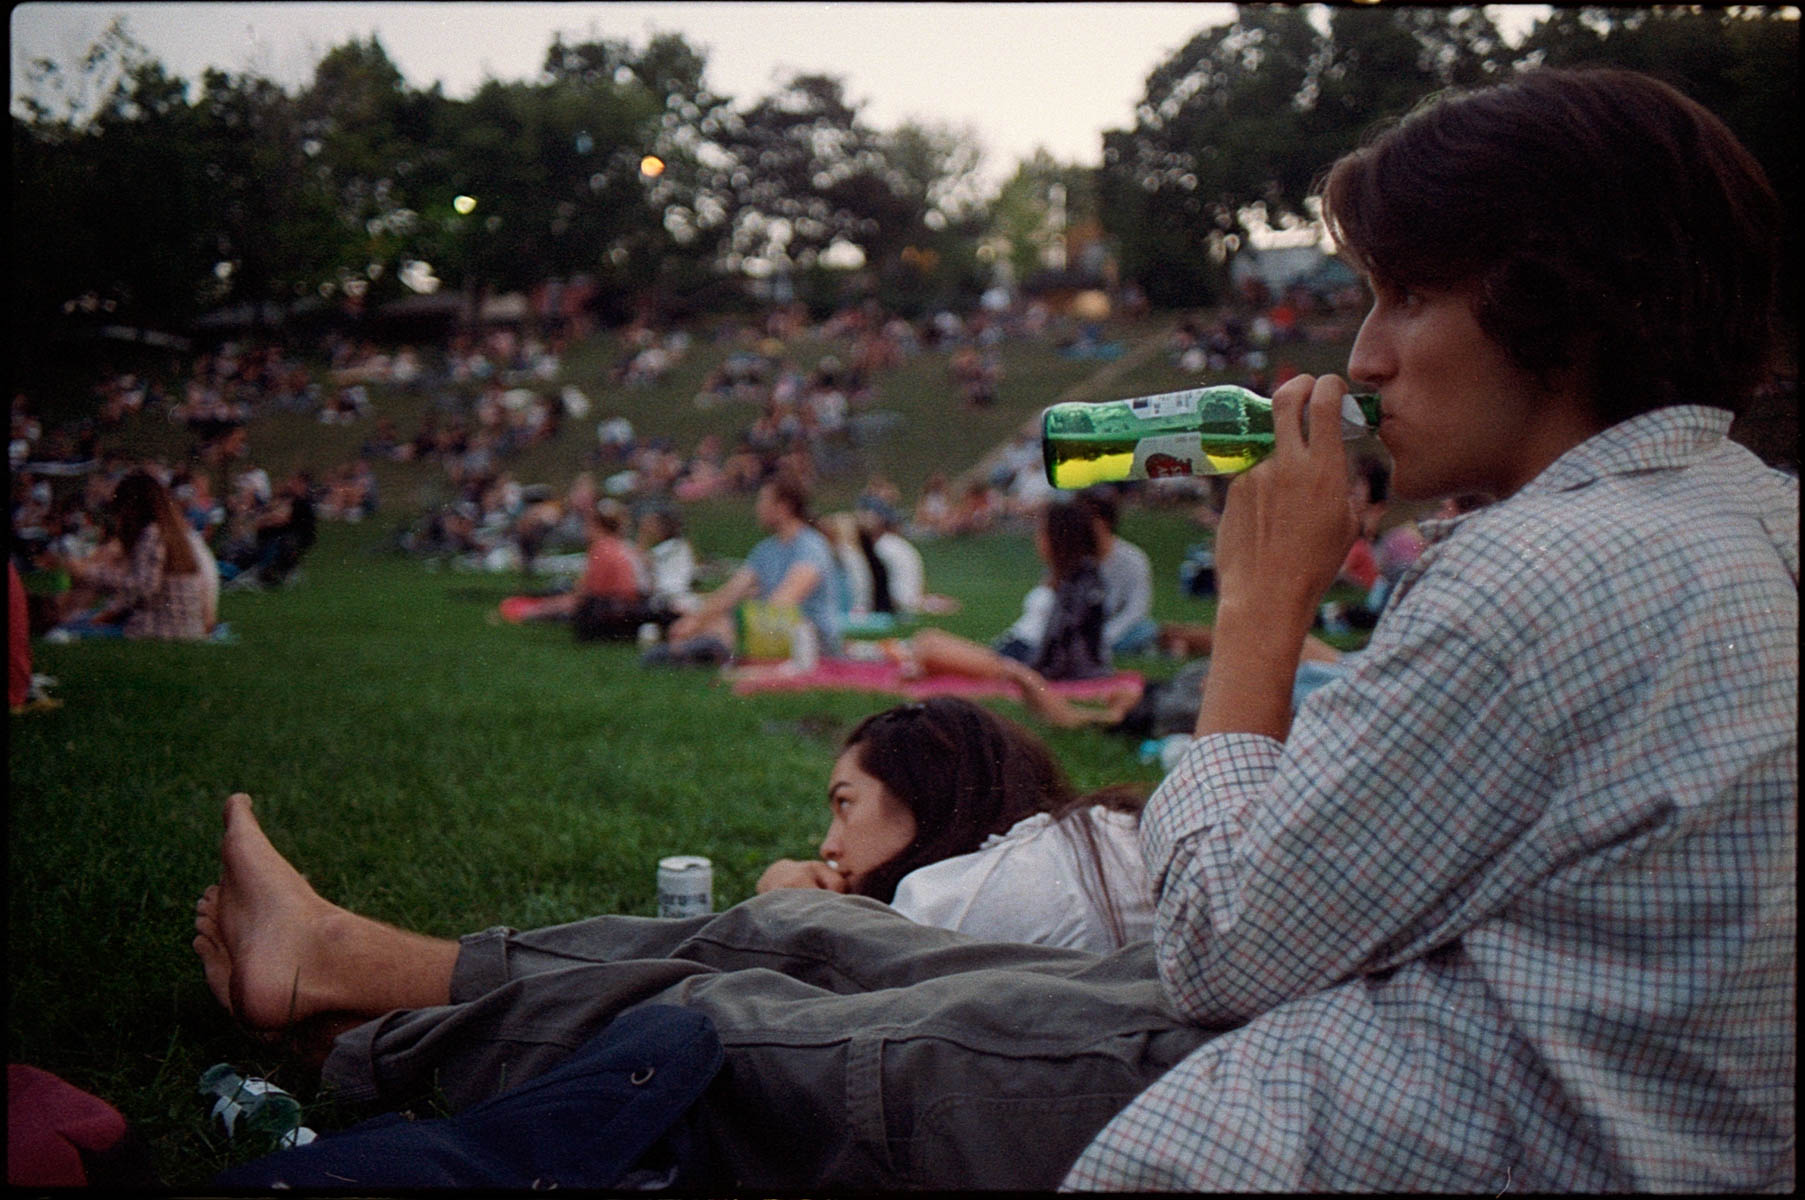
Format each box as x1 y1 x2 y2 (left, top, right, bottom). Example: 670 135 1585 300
193 793 343 1032
1159 623 1213 658
193 884 237 1017
881 637 923 681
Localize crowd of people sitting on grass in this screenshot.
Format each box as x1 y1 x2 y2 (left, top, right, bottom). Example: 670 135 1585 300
18 268 1339 661
8 448 330 645
9 286 1144 650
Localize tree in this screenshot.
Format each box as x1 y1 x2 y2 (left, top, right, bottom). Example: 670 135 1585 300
12 30 218 344
715 73 942 275
988 151 1099 288
413 31 724 317
292 36 440 308
548 32 737 313
1099 8 1322 307
193 68 340 319
1100 5 1513 308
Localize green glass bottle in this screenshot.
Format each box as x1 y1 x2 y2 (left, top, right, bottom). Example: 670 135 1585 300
1041 385 1382 489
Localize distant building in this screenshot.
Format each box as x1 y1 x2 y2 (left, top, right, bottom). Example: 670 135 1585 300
1230 247 1359 303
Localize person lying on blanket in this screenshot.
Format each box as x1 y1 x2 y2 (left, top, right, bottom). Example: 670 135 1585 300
880 498 1146 727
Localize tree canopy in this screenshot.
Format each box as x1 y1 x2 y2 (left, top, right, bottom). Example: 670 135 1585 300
1099 4 1798 310
11 5 1796 359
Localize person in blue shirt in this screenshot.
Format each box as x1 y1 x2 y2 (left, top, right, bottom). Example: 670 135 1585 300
658 470 841 664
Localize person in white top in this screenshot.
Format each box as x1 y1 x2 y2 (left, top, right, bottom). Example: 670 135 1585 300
635 507 697 613
890 804 1152 951
756 696 1152 952
1075 486 1158 657
854 498 926 616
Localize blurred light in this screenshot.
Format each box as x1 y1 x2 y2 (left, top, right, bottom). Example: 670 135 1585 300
400 261 440 294
453 195 477 215
640 155 665 178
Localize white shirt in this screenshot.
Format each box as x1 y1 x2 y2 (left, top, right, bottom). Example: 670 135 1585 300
890 806 1153 953
646 538 696 609
1001 583 1054 648
870 531 924 613
1097 537 1153 648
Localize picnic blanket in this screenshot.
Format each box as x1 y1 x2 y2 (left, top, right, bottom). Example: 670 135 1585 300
729 656 1142 701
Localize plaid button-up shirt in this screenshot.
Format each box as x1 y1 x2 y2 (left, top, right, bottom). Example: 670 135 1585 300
1066 407 1796 1191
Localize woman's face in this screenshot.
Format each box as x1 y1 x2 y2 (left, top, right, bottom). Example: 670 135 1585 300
818 746 919 891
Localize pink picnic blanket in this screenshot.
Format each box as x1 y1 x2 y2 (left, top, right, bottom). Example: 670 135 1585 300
729 656 1142 701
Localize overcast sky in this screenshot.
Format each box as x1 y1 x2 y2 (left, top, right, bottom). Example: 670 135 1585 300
11 2 1261 186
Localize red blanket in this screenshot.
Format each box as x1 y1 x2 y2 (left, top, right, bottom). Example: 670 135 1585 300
729 656 1142 701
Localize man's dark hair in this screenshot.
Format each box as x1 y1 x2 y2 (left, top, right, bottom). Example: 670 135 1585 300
1320 67 1781 424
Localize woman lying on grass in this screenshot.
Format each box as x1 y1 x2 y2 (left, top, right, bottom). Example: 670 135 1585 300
193 699 1153 1061
754 696 1151 951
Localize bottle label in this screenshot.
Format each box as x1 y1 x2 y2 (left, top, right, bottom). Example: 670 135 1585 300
1126 391 1204 422
1131 433 1205 479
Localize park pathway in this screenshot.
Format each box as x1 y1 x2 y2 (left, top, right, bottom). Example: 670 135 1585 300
955 320 1176 490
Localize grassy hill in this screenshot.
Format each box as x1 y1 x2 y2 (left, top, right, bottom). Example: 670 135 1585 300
9 313 1370 1184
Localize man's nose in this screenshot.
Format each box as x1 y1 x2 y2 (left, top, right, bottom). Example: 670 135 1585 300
1347 316 1390 386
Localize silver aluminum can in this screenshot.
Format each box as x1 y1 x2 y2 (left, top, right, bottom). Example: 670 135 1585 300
656 855 713 918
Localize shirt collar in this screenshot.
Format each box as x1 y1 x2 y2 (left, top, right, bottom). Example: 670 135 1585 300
1417 406 1734 545
1524 404 1733 494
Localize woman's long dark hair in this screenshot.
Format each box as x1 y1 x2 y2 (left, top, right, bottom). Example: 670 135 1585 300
109 470 199 575
1040 500 1099 587
844 697 1147 946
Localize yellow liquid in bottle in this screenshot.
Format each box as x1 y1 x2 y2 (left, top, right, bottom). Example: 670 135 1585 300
1045 436 1267 487
1198 440 1263 474
1048 450 1138 489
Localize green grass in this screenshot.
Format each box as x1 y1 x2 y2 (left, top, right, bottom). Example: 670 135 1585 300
8 314 1367 1185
